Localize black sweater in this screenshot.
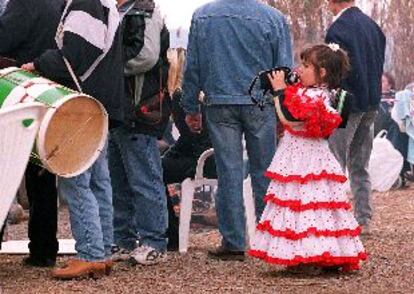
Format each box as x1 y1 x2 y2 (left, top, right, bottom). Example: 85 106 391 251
0 0 65 64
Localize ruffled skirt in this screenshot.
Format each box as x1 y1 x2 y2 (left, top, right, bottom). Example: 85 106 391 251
248 132 367 270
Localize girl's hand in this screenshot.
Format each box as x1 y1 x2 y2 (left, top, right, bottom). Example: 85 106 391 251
268 70 287 92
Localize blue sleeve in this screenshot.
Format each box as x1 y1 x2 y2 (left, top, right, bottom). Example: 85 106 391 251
181 16 202 114
272 15 293 68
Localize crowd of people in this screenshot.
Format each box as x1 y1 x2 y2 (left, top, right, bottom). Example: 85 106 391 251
0 0 402 280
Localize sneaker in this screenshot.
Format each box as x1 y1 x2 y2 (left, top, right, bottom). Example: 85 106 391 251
391 176 403 190
128 245 167 266
207 246 245 261
111 245 132 262
403 170 414 182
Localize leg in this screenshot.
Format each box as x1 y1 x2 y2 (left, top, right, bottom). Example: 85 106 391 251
108 129 138 251
90 143 113 259
329 113 363 172
162 154 195 251
113 127 168 251
132 134 168 251
242 104 276 218
387 121 411 175
0 222 5 250
348 111 377 226
25 163 58 264
58 162 105 262
166 186 179 251
205 105 245 251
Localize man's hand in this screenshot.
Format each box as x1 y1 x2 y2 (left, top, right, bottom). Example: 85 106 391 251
21 62 35 71
185 113 202 133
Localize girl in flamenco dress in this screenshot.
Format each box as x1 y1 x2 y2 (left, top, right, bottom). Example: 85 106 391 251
248 44 367 273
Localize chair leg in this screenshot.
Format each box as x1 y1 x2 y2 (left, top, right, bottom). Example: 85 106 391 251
179 178 195 254
243 176 256 249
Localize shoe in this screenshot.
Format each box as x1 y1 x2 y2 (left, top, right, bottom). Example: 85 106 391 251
167 241 178 252
286 264 322 275
321 266 342 273
128 245 167 266
361 224 371 236
22 256 56 267
207 246 245 261
403 170 414 182
51 259 106 280
111 245 132 262
391 176 403 190
104 259 113 275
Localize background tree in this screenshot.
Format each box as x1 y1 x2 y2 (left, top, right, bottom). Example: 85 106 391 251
266 0 414 89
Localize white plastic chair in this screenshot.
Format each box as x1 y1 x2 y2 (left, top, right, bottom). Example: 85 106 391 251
179 148 256 254
0 103 46 229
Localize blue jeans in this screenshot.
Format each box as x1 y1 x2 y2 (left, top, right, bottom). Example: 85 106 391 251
58 143 113 261
205 104 276 251
108 126 167 251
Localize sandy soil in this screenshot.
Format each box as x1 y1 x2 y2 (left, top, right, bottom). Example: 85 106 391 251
0 186 413 293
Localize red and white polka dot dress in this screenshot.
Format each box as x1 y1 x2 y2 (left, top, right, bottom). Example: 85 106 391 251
248 86 367 271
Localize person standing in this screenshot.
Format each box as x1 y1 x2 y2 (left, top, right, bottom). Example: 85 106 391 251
0 0 65 267
109 0 171 265
326 0 386 233
182 0 293 260
19 0 125 278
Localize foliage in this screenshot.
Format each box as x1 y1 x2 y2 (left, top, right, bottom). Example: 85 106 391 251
266 0 414 89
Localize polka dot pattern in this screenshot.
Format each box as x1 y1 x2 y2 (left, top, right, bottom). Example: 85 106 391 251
250 131 366 268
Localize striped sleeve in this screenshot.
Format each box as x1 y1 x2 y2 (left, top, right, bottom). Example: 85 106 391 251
35 0 118 82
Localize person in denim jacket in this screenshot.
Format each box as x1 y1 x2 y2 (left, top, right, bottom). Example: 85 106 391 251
181 0 293 260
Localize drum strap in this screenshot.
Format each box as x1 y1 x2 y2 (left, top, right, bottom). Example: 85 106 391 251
62 56 83 93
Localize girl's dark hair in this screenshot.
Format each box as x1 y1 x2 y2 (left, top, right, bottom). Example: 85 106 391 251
300 44 350 89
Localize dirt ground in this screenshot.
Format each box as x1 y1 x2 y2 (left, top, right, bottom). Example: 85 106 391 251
0 186 413 294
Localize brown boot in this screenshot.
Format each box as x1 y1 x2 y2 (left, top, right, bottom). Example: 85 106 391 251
51 259 106 280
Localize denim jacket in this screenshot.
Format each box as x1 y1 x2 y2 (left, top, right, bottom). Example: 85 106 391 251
181 0 293 114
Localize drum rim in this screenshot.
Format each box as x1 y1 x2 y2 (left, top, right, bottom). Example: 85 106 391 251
0 66 21 76
36 93 108 177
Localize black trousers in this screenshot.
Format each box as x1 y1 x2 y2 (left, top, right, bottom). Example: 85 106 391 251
162 154 216 249
0 223 5 250
25 163 58 260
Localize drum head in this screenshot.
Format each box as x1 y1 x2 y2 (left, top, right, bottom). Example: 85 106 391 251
37 95 108 177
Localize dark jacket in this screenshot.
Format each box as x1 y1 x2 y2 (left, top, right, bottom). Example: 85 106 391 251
121 2 171 138
162 90 216 179
325 7 386 113
32 0 125 124
0 0 65 65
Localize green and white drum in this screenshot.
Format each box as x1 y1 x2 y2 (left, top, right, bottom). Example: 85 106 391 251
0 67 108 177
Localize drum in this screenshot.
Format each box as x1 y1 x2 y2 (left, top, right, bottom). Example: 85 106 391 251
0 67 108 178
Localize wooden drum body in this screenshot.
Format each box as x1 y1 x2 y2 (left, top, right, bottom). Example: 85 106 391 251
0 67 108 177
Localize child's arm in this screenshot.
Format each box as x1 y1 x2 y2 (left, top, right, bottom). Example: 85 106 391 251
268 71 304 129
273 94 304 129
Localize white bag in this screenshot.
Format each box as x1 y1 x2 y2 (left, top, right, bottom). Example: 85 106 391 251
368 130 404 192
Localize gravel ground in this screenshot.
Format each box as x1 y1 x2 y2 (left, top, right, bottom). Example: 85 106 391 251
0 186 413 294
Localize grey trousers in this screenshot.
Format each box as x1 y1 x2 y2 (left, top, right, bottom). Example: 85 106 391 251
329 110 378 226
